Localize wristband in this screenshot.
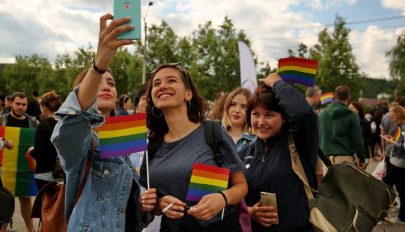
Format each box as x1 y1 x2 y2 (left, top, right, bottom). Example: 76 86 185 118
92 59 108 74
218 191 228 207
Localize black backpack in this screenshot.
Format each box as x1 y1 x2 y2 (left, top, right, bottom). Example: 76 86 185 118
141 120 225 187
0 180 15 226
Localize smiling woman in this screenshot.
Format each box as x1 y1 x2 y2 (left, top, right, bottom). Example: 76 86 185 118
50 14 157 232
141 63 248 231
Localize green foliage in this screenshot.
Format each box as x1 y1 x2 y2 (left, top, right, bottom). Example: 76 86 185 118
292 16 362 99
386 33 405 96
361 76 397 99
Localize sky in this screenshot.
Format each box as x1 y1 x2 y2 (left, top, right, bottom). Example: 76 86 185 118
0 0 404 80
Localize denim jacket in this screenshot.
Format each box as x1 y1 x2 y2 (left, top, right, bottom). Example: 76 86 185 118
51 88 143 232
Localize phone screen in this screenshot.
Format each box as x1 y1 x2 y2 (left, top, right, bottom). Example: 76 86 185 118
113 0 141 40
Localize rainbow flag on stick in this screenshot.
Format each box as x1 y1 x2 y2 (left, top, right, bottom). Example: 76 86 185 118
320 92 334 105
186 163 230 202
393 127 404 144
97 113 147 158
278 57 318 87
0 126 38 196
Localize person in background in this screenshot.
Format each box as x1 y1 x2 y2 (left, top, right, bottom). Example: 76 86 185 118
241 73 318 231
117 94 132 115
31 90 62 190
50 14 157 231
305 86 324 185
318 86 366 169
305 86 322 110
221 87 255 155
142 62 247 231
0 137 14 232
134 84 148 114
0 92 39 232
380 102 405 225
1 96 12 115
348 101 372 163
26 90 41 120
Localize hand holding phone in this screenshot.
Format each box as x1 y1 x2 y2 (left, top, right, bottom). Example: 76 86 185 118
260 192 279 225
114 0 141 40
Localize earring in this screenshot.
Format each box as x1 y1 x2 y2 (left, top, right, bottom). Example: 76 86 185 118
151 106 163 117
187 100 191 112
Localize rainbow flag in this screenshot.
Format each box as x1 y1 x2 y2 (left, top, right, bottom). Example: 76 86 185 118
97 113 147 158
278 57 318 87
393 127 404 144
320 92 334 105
186 163 230 202
0 126 38 196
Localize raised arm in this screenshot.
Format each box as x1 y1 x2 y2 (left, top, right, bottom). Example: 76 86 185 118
77 14 134 111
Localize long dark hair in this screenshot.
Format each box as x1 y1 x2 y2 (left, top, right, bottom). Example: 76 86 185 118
146 63 206 143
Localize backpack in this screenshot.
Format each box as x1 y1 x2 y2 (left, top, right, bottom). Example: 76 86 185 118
0 180 15 227
288 133 397 232
142 120 251 232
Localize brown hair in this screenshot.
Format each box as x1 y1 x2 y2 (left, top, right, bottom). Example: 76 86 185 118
11 92 27 102
246 84 286 128
335 86 350 101
40 90 62 113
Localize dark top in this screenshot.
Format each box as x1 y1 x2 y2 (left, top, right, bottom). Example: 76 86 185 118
32 118 58 173
27 99 41 118
147 124 244 230
6 114 29 128
241 80 318 232
117 107 129 116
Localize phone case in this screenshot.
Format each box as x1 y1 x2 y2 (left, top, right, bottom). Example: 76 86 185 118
260 192 279 224
113 0 141 40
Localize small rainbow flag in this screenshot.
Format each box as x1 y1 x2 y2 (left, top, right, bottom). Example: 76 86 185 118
0 126 38 196
320 92 334 105
97 113 147 158
186 163 230 203
278 57 318 87
393 127 404 144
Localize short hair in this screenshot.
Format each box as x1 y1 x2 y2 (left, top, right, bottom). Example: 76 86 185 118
335 86 350 101
390 102 405 122
32 90 39 97
40 90 62 113
305 86 321 97
10 92 27 102
246 84 286 128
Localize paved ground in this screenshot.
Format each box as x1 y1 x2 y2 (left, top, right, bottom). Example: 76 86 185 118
5 157 405 231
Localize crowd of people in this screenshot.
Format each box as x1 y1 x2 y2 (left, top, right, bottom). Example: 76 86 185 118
0 13 404 232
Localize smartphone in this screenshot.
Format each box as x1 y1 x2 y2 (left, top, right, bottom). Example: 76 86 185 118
260 192 279 225
113 0 141 40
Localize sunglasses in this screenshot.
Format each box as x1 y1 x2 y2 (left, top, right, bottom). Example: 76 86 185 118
151 62 191 87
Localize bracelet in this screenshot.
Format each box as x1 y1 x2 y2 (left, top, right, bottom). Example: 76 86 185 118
92 59 108 74
218 191 228 207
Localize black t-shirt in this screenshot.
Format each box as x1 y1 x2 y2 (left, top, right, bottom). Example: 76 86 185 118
6 114 29 128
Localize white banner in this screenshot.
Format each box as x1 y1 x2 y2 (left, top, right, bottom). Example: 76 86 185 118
238 41 257 94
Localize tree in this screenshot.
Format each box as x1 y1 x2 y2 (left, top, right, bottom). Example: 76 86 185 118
386 33 405 96
192 17 252 100
2 54 51 95
291 16 362 98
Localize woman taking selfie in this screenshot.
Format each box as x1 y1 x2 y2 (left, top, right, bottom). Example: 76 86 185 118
51 14 156 231
241 73 318 231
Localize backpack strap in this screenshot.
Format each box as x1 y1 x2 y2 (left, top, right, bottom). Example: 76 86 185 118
288 131 315 200
205 120 224 167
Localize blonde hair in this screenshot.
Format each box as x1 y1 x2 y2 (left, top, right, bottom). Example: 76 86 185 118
390 102 405 123
221 87 251 131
